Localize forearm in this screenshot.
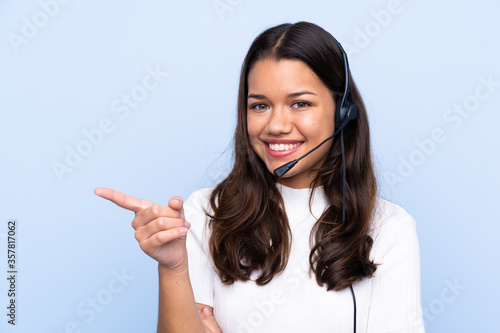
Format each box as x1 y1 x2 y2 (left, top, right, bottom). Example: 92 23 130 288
157 264 205 333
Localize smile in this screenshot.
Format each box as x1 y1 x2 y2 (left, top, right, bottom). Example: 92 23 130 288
268 143 301 151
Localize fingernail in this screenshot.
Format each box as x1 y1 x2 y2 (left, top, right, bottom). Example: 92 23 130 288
171 199 181 206
203 307 211 316
197 309 201 314
184 220 191 228
180 212 185 219
179 227 188 234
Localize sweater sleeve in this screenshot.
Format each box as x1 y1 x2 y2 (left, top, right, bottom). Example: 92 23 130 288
184 188 215 307
366 200 425 332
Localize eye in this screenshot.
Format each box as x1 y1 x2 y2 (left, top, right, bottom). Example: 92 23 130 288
250 103 269 111
291 101 311 109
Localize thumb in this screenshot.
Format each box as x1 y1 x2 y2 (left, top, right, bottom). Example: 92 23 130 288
168 196 185 219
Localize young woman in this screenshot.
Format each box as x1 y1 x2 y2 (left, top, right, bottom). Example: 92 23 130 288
95 22 424 332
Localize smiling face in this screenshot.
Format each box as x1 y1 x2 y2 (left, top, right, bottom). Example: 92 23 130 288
247 58 336 189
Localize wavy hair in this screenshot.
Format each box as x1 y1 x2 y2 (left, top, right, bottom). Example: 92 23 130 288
207 22 377 291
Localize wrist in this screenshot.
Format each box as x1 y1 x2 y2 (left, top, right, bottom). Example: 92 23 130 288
158 261 189 277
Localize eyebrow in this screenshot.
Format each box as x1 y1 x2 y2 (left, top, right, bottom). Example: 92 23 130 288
247 91 316 100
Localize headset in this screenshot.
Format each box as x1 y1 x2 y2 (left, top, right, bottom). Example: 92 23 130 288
272 40 358 178
273 39 359 333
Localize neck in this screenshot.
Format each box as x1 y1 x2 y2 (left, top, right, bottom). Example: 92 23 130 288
277 172 321 189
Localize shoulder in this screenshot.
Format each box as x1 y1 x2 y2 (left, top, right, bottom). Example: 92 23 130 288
184 187 214 211
369 198 419 254
371 198 416 232
184 187 215 238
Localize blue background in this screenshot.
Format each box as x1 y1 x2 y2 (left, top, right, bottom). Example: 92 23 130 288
1 0 498 332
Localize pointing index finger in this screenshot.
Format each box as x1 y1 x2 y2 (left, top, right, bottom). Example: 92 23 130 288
94 187 154 213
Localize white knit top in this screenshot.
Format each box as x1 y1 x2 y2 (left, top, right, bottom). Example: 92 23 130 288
185 184 425 333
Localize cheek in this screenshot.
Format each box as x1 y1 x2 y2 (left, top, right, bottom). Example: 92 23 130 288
310 111 335 136
247 115 263 141
296 115 333 138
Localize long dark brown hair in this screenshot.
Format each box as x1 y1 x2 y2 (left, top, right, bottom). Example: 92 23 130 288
207 22 377 291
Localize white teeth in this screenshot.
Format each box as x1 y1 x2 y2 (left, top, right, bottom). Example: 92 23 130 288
268 143 300 151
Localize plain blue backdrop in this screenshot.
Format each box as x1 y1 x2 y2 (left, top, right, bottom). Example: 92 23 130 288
1 0 499 332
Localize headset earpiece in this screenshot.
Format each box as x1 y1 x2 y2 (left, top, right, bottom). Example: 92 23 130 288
335 97 359 130
344 99 359 121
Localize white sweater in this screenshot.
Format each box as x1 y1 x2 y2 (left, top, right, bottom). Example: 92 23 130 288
185 184 425 333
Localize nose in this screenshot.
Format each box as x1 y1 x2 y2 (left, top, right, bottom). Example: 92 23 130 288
265 107 293 135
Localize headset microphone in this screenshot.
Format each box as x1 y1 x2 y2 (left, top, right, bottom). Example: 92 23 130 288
273 109 357 178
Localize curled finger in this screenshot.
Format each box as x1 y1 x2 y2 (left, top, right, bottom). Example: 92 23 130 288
138 227 188 253
134 217 187 243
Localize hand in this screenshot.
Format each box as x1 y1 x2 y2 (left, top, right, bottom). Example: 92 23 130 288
94 188 191 271
198 307 222 333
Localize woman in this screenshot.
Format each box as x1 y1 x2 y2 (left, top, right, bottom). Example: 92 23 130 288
95 22 424 332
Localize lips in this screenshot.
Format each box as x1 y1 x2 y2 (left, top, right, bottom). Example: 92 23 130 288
263 140 303 157
268 142 301 151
